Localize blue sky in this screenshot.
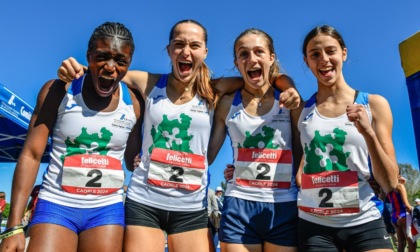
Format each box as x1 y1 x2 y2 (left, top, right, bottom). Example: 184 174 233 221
0 0 419 202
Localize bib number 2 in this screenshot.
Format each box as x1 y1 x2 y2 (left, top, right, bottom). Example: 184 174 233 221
318 188 333 207
61 154 124 195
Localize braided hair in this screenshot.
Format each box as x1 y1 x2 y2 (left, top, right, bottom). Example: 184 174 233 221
88 22 135 55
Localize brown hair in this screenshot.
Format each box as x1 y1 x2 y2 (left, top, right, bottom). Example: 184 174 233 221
302 25 346 58
168 20 218 108
233 28 281 83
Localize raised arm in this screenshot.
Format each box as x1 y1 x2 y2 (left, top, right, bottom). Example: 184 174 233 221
0 80 66 251
213 74 301 109
347 94 398 193
57 57 160 99
207 94 233 166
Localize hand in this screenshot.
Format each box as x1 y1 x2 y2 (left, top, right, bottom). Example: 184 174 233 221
57 57 86 83
224 164 235 181
346 104 372 136
279 87 301 109
0 232 26 252
133 154 141 168
368 178 381 196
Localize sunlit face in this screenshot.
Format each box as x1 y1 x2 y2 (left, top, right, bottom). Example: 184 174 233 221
234 34 274 89
304 34 347 87
87 37 132 97
167 23 208 84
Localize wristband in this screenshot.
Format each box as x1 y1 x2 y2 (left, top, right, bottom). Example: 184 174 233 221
1 224 24 234
0 228 23 240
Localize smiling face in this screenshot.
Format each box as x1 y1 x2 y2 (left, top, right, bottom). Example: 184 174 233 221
234 33 275 89
87 37 132 97
304 34 347 87
167 22 208 84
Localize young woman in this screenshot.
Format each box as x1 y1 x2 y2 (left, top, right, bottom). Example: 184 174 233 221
57 20 300 252
296 25 399 252
208 28 300 252
388 176 416 252
0 22 143 252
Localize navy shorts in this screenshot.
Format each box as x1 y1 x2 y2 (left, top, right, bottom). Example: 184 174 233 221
298 217 393 252
29 198 125 234
219 196 298 246
125 197 208 235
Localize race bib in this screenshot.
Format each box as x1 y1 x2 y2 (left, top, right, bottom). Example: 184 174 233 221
235 148 293 189
147 148 205 191
62 154 124 195
298 170 360 215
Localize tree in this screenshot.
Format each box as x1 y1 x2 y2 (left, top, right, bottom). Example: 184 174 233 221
2 203 10 218
399 163 420 203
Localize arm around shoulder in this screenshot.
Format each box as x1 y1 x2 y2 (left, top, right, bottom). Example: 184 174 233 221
122 71 161 98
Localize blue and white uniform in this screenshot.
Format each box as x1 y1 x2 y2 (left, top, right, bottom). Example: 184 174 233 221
225 89 297 202
38 75 137 208
127 74 213 211
220 89 298 246
297 91 382 228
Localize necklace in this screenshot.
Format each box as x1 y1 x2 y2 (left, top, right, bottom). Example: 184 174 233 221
171 73 194 91
182 81 194 92
242 86 271 107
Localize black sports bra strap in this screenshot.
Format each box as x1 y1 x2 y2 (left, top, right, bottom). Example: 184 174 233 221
353 90 359 103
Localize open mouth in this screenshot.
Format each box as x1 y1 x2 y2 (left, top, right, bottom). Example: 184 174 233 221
98 76 117 93
319 67 334 77
179 61 193 73
247 69 262 80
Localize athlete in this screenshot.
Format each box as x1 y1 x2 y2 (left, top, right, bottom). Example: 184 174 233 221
207 28 300 252
57 19 300 252
296 25 398 251
387 176 416 252
0 22 143 252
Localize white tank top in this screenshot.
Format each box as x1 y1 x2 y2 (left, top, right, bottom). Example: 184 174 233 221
39 75 137 208
225 89 298 203
297 91 382 227
127 74 213 211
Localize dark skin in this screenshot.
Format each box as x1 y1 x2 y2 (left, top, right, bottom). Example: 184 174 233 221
0 37 143 252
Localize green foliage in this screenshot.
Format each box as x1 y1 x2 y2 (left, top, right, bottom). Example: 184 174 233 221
399 163 420 203
220 181 226 192
2 203 10 218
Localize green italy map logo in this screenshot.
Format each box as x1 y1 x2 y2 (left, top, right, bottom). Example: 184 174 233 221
304 127 350 173
239 125 278 149
149 113 193 153
60 127 113 161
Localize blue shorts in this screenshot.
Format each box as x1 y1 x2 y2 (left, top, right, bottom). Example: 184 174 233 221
391 211 407 225
219 196 298 246
29 198 125 234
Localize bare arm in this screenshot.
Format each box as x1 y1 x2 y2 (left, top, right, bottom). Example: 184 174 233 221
1 80 66 251
273 74 302 109
207 94 233 166
124 88 144 171
213 74 301 109
347 94 398 193
291 104 304 187
121 70 161 98
396 182 412 212
57 57 160 99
